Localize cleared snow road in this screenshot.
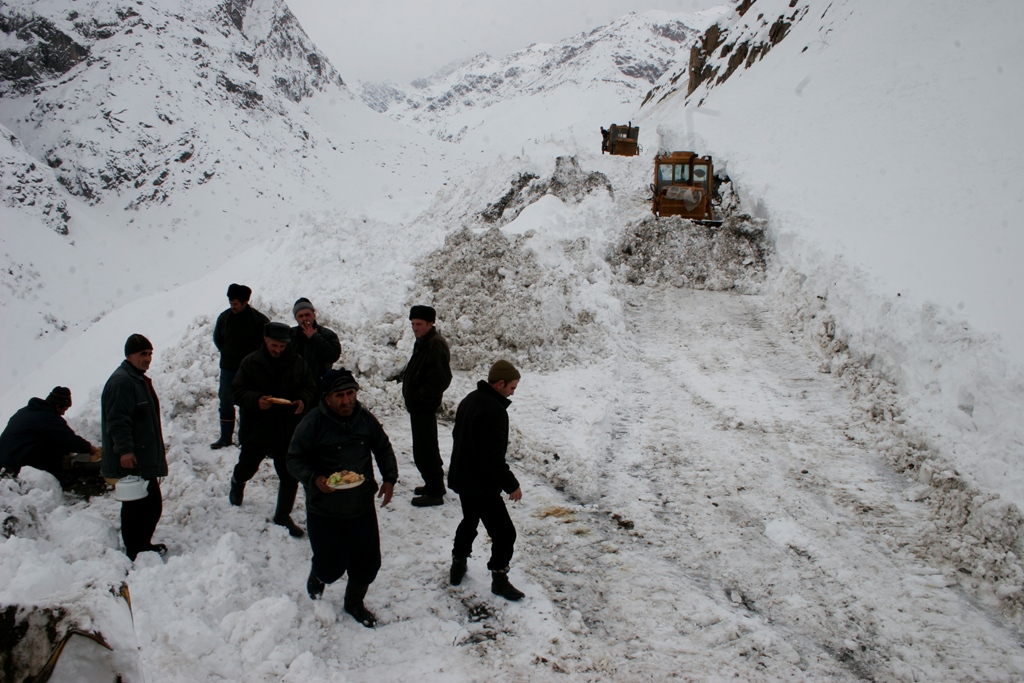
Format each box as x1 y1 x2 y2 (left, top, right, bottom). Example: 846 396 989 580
505 285 1024 681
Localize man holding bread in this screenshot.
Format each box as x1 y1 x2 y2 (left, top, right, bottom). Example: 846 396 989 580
230 322 317 538
288 369 398 628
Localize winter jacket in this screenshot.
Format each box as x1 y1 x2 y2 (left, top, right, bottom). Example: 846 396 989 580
0 398 93 477
213 305 270 371
101 361 167 480
447 380 520 496
401 327 452 414
288 400 398 518
232 344 318 453
290 322 341 378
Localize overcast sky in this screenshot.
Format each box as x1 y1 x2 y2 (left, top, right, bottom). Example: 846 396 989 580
285 0 730 83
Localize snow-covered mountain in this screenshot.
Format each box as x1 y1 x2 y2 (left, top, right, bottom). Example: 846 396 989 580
357 11 719 147
0 0 457 384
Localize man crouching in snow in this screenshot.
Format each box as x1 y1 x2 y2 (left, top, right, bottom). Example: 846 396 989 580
287 369 398 628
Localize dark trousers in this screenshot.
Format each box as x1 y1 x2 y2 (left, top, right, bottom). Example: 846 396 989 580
232 448 298 493
453 493 517 570
307 510 381 585
409 411 444 494
218 368 237 421
122 479 163 559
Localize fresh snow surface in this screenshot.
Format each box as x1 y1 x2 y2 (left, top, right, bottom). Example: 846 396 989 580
3 0 1024 681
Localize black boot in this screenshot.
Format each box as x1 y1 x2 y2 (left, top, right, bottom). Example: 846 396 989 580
273 485 304 538
211 420 234 449
306 565 325 600
228 476 245 506
491 568 525 601
450 555 468 586
344 582 377 628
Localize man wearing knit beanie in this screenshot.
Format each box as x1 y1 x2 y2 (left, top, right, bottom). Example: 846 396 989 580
446 360 526 601
101 334 168 561
401 305 452 507
0 386 99 482
211 284 270 449
290 297 341 382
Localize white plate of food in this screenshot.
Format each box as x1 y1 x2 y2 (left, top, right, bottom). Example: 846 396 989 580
326 470 365 490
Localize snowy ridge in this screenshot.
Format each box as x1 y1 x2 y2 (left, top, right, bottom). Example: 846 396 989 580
360 11 702 143
0 0 347 209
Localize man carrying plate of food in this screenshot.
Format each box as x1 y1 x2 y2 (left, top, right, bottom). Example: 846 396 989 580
287 368 398 628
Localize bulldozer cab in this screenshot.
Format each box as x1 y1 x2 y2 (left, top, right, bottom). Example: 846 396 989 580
651 151 718 222
602 123 640 156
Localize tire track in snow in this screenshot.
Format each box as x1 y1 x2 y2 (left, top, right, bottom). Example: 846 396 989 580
512 285 1024 681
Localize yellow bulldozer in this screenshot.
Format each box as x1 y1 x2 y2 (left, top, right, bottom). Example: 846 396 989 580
650 151 721 223
601 123 640 156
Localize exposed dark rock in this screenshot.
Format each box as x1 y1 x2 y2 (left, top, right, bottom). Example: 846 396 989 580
0 13 90 96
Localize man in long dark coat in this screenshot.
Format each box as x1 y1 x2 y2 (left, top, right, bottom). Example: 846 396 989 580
101 334 168 561
230 322 317 538
401 305 452 507
211 283 269 449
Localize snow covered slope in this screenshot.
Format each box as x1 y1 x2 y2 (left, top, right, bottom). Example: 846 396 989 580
0 0 460 389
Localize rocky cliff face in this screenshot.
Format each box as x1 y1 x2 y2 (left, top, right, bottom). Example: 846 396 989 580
0 0 348 214
1 124 71 234
641 0 809 109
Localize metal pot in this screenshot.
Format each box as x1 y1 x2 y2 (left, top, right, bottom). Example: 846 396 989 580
113 475 148 502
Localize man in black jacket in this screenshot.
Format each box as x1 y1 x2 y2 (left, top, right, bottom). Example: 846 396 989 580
211 283 270 450
288 369 398 627
101 334 168 561
290 297 342 387
447 360 525 601
401 305 452 507
230 322 318 538
0 386 99 483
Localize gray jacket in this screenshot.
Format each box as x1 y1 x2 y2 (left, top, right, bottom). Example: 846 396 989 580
101 361 167 480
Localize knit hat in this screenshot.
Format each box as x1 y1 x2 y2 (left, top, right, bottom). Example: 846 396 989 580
409 305 436 323
488 360 521 384
264 322 292 342
327 368 360 393
46 386 72 408
293 297 315 316
124 333 153 357
227 283 252 302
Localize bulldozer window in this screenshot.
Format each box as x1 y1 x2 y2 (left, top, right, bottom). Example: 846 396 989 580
657 164 689 188
693 164 708 185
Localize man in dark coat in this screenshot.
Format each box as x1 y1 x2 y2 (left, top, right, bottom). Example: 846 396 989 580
401 305 452 507
211 283 270 449
101 334 169 561
230 322 318 538
288 369 398 627
290 297 342 387
0 386 99 483
448 360 525 601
